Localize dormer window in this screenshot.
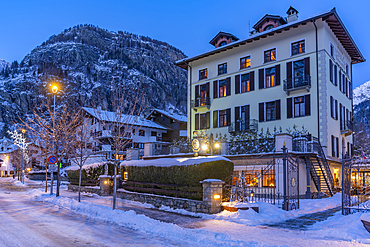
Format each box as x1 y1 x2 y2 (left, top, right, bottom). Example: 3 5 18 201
264 25 274 31
219 41 227 47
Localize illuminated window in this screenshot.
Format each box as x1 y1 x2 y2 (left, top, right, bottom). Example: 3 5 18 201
219 79 227 97
241 73 250 93
199 69 207 80
219 110 227 127
265 67 275 88
199 84 208 106
240 56 251 69
218 63 227 75
264 48 276 63
291 40 305 56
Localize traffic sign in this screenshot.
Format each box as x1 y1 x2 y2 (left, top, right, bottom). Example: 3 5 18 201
48 155 57 164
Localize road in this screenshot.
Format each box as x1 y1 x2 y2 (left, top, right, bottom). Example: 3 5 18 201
0 179 180 247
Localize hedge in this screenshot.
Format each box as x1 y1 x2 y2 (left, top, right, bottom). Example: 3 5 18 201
67 163 115 186
121 159 234 200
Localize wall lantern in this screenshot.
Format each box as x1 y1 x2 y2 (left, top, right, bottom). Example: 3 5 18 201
213 194 221 200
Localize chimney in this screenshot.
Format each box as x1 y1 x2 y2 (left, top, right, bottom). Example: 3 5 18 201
169 107 174 114
287 6 298 23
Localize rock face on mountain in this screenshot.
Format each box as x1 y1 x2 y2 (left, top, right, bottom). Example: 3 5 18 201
353 82 370 155
0 24 187 135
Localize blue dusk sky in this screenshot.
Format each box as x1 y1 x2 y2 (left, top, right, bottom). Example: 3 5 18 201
0 0 368 87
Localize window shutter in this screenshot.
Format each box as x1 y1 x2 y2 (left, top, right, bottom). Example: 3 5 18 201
342 74 345 93
226 108 231 126
276 99 281 120
331 135 335 157
304 57 310 77
235 75 240 94
213 110 218 128
334 65 337 86
206 112 210 129
339 71 342 91
195 85 199 107
287 97 292 118
345 78 348 97
305 94 310 116
335 99 338 120
226 77 231 96
213 80 218 98
287 61 292 82
195 114 199 130
339 103 343 128
234 106 240 131
330 96 333 118
245 105 250 129
329 60 333 82
259 103 264 122
250 71 255 91
206 82 209 96
259 68 264 89
336 137 339 158
275 64 280 86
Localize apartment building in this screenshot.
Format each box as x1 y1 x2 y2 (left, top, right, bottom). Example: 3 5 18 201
175 7 365 166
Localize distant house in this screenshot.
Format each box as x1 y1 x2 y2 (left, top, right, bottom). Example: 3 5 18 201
81 107 169 159
146 108 187 142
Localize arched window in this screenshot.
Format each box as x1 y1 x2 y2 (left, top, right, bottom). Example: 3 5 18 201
264 25 274 31
219 41 227 47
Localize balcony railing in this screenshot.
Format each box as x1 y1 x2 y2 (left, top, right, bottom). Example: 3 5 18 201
228 119 258 133
191 97 210 111
283 75 311 95
341 120 354 136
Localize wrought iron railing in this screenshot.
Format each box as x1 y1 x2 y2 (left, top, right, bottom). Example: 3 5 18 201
191 97 210 108
228 119 258 133
340 120 354 132
283 75 311 91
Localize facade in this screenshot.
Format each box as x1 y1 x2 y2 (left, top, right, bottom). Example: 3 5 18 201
146 108 187 142
175 7 365 167
81 107 169 159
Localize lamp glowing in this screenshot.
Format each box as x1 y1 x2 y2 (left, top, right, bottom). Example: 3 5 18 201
202 144 208 151
26 168 31 172
250 190 254 197
52 85 58 94
214 143 220 149
213 194 221 200
104 180 108 184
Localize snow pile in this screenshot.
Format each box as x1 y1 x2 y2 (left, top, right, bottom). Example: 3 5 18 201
121 156 231 167
27 189 264 246
66 162 105 171
14 180 28 186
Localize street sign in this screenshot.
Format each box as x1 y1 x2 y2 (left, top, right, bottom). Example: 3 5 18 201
48 155 57 164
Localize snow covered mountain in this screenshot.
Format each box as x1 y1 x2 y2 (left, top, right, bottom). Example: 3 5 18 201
353 80 370 106
0 24 187 136
0 59 9 71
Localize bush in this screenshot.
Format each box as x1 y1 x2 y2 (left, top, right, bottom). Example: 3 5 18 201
121 159 234 200
67 162 115 186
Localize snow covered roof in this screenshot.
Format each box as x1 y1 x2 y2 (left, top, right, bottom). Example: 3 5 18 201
147 108 187 123
121 156 231 167
82 107 168 130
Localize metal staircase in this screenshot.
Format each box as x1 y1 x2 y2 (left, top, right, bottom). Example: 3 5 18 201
306 137 335 196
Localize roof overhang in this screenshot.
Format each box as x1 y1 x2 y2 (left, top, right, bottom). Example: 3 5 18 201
175 8 365 70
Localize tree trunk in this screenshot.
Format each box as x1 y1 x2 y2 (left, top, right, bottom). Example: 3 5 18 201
45 165 48 193
78 167 82 202
113 162 116 210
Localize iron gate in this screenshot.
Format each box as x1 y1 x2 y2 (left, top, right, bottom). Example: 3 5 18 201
285 155 300 210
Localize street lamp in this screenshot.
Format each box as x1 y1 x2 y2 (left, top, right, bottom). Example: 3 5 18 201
21 129 25 183
51 84 59 196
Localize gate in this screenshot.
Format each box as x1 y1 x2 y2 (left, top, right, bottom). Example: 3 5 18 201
285 155 300 210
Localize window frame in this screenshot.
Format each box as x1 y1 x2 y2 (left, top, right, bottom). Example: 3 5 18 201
239 55 251 70
265 66 276 88
263 47 276 63
265 101 276 121
217 62 228 75
139 130 145 136
198 68 208 81
291 39 306 56
330 43 335 58
241 73 251 93
218 79 227 98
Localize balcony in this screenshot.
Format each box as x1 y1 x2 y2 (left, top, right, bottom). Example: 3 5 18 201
283 75 311 95
228 119 258 133
341 120 354 136
191 97 210 112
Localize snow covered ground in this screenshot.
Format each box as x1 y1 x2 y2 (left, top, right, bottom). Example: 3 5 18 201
1 177 370 246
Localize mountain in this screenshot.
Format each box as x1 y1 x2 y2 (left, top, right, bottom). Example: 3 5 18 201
0 24 187 135
353 80 370 106
0 59 9 71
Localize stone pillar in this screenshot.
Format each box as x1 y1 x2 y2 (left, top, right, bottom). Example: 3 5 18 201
99 175 112 196
275 133 293 151
200 179 224 214
144 143 153 156
220 142 228 155
127 148 139 160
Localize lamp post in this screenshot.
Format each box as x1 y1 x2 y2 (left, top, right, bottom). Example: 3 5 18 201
21 129 25 184
51 85 60 197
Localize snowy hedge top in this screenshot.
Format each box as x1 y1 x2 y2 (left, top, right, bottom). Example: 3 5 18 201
121 156 231 167
66 162 106 171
